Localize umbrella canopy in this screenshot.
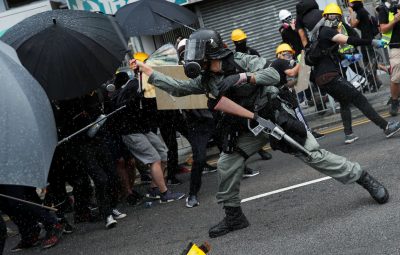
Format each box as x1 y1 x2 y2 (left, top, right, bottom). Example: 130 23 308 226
1 10 127 100
0 40 57 188
115 0 197 36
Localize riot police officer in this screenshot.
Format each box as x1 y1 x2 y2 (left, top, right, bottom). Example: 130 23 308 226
132 28 389 238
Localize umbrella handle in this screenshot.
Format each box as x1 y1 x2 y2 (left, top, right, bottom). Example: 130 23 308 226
0 194 57 212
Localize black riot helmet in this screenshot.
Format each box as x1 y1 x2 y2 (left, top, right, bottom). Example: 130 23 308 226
184 29 232 78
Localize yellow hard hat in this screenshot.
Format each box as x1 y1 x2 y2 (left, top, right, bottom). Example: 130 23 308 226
323 3 343 16
133 52 149 62
276 43 295 55
231 29 247 42
349 0 362 3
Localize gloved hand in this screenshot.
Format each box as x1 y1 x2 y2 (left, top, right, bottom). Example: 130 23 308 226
217 73 248 97
371 39 387 49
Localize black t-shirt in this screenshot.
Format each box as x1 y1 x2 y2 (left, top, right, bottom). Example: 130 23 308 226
378 7 400 47
314 26 340 77
270 58 295 86
296 9 323 31
354 7 375 40
280 26 303 56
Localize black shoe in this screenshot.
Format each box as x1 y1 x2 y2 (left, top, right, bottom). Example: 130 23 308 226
389 99 399 117
311 131 325 139
126 191 144 206
167 177 182 186
59 218 73 234
209 206 250 238
258 150 272 160
243 167 260 178
356 171 389 204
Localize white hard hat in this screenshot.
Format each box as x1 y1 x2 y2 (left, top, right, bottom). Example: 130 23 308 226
279 9 292 21
177 38 187 50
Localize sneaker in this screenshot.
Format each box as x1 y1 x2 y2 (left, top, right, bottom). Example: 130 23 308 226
105 215 117 229
389 99 399 116
312 131 325 140
167 177 182 186
185 195 200 208
146 187 161 199
112 209 127 220
11 237 40 252
59 218 73 234
384 120 400 138
202 163 217 174
344 134 359 144
41 223 63 249
126 192 144 207
243 167 260 178
140 174 152 184
160 190 185 203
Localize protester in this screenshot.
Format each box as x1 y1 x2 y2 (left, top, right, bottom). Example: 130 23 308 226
378 0 400 115
278 10 303 57
132 28 390 239
110 72 185 203
0 185 63 251
348 0 382 91
176 39 217 208
312 3 400 144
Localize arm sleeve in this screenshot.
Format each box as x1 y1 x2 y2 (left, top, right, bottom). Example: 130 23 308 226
238 54 280 86
148 70 205 97
347 36 372 46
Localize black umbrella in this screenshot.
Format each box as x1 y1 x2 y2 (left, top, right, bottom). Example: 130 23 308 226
0 40 57 188
1 10 128 100
115 0 197 36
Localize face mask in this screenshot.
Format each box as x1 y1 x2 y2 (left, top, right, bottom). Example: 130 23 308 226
102 83 116 92
184 61 203 79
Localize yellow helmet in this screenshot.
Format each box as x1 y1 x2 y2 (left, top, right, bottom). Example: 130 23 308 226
349 0 362 3
276 43 295 55
323 3 343 16
231 29 247 42
133 52 149 62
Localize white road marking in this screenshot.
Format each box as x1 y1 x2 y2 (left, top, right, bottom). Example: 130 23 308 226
241 176 332 203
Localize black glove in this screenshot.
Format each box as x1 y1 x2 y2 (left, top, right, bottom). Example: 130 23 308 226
217 73 248 97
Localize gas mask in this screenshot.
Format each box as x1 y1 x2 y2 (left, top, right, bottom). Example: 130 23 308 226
183 38 207 78
101 83 116 92
324 14 342 28
282 16 294 29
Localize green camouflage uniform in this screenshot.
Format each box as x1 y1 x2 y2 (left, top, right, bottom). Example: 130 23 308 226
148 52 362 207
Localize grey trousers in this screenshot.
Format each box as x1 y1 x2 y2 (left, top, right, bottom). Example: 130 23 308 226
216 131 363 207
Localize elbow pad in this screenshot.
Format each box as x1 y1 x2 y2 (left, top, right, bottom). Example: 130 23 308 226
347 37 372 46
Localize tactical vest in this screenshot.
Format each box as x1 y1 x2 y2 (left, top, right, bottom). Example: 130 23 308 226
382 12 395 44
338 25 355 54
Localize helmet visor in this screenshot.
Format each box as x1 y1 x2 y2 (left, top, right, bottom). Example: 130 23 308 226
184 39 207 61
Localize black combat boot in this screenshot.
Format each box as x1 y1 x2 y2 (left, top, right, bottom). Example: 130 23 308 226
356 171 389 204
208 206 250 238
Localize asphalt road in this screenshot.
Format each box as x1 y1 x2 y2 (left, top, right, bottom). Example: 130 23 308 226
4 114 400 255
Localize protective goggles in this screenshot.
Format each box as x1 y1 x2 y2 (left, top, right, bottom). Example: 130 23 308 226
326 14 341 21
283 16 293 23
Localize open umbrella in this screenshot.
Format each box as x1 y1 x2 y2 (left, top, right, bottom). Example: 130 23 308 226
0 40 57 188
115 0 197 36
1 10 127 100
